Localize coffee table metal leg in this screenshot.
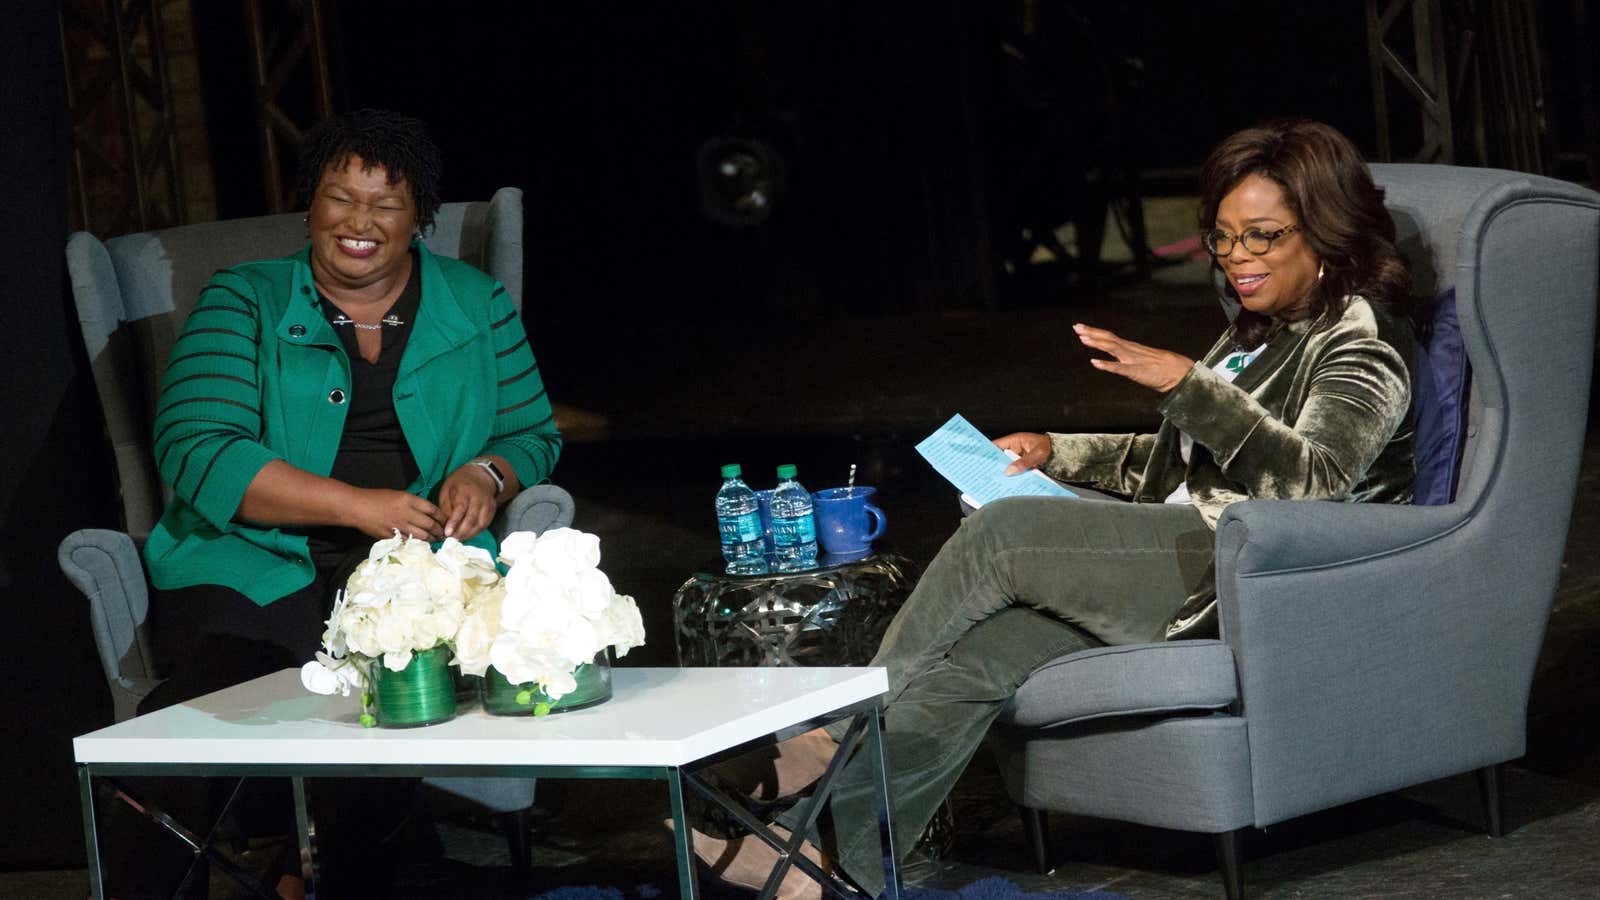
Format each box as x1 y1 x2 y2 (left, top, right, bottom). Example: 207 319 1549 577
683 708 890 900
667 767 700 900
79 765 106 900
292 776 318 900
862 701 901 900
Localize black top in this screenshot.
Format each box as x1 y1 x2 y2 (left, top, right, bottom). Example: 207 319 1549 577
297 251 424 576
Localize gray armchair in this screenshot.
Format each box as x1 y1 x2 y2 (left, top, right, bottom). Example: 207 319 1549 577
991 164 1599 897
56 187 573 872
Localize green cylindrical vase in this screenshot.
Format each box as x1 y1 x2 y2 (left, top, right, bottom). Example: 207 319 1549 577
370 645 457 728
481 652 613 716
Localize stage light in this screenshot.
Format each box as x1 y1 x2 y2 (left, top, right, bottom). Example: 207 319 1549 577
699 136 783 227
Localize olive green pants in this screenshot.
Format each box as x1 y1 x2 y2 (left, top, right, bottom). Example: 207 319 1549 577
787 494 1213 895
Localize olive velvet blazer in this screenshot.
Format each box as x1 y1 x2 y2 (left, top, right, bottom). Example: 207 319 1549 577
1044 295 1415 634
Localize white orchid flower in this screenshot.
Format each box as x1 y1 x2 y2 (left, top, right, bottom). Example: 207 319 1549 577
524 527 601 577
597 594 647 658
301 652 365 696
496 530 540 567
490 633 580 699
366 529 407 561
436 537 500 583
301 659 341 695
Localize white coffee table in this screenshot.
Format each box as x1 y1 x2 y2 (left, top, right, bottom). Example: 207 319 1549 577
74 666 900 900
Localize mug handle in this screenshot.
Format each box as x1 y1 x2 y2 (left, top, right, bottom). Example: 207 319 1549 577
864 504 887 542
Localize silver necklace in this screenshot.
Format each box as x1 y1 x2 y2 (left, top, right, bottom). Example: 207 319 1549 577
331 313 404 331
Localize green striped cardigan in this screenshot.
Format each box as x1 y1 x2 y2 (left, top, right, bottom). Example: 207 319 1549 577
144 242 562 606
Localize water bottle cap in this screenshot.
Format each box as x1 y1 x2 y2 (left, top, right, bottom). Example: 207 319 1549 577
776 463 798 479
720 463 742 479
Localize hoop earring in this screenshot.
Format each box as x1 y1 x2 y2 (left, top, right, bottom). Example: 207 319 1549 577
1317 261 1325 280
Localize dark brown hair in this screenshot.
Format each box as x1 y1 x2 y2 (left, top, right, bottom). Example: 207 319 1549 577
1199 119 1413 348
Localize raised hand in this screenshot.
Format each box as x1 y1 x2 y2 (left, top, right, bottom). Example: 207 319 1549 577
994 431 1051 476
1074 323 1194 393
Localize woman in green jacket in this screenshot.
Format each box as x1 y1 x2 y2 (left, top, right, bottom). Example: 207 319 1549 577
144 108 559 689
123 109 560 896
693 120 1418 899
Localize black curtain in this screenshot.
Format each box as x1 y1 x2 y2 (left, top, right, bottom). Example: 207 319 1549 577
0 0 120 868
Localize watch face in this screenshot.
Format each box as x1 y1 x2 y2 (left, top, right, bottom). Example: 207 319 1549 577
474 459 504 491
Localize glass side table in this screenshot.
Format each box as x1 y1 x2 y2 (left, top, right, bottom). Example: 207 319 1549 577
672 551 919 668
672 550 957 857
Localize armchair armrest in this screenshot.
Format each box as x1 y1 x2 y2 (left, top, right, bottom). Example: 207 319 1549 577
57 528 163 722
1215 498 1464 575
493 483 576 541
1212 499 1531 826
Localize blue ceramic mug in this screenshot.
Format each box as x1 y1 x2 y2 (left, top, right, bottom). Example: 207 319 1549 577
812 486 886 555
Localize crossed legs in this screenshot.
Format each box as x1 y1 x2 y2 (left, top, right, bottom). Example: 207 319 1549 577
699 496 1212 894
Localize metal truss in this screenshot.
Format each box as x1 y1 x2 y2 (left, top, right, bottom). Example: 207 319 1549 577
60 0 186 237
1368 0 1455 163
1368 0 1552 173
244 0 336 213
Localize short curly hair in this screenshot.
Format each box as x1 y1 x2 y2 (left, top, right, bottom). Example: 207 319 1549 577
295 108 443 233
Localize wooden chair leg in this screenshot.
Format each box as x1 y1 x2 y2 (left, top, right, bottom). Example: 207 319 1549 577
1213 828 1244 900
1476 763 1505 838
1018 805 1051 875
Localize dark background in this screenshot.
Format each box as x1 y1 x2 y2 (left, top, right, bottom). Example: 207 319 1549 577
4 0 1595 870
190 4 1378 334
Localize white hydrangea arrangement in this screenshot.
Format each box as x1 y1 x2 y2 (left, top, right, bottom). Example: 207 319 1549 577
454 527 646 703
301 527 644 724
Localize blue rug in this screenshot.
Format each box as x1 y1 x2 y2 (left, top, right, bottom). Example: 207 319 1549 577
527 876 1123 900
904 876 1124 900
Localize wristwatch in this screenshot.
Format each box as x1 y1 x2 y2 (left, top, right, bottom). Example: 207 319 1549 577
469 457 506 494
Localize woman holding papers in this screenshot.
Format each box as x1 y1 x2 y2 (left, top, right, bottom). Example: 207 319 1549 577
689 119 1419 899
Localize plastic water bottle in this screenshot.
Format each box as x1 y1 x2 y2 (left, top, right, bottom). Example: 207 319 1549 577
715 464 767 575
770 463 818 572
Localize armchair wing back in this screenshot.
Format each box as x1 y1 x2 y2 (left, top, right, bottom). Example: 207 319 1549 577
1219 165 1599 827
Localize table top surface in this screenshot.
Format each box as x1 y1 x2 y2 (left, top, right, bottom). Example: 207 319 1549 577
74 666 887 769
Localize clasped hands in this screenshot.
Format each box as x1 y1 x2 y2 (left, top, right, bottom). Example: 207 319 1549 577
349 462 503 542
995 324 1192 476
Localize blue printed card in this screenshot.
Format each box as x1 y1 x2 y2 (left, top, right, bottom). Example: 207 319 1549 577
914 414 1077 508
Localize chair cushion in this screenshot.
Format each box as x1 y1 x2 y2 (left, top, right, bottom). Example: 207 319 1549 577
1412 286 1471 506
1001 639 1238 729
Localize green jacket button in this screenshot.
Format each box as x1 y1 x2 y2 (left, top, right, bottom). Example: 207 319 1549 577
329 388 346 404
289 324 307 337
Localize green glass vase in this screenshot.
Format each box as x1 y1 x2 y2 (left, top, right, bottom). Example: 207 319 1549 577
370 645 457 728
481 651 613 716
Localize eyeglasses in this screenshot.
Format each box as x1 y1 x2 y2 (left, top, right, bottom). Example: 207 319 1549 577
1202 224 1300 256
